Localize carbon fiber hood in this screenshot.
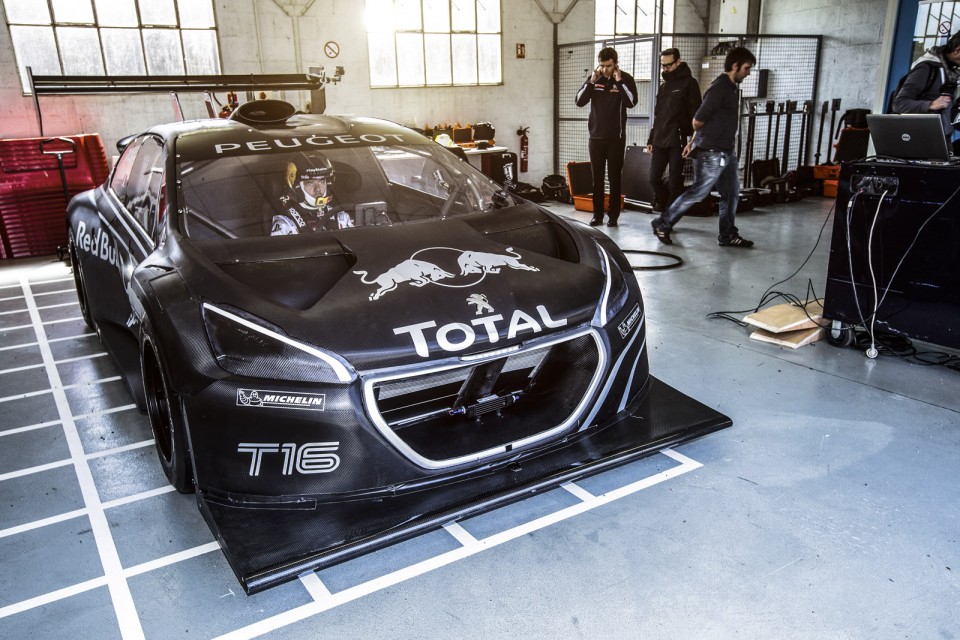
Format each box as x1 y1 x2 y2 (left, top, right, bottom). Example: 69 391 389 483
177 204 606 370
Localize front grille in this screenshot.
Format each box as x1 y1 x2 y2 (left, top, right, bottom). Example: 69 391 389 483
365 330 603 468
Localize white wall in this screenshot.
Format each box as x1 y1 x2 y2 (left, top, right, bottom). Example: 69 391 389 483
674 0 711 33
0 0 558 182
759 0 894 112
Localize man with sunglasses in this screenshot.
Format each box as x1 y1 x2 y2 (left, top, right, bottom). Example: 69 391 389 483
646 48 702 214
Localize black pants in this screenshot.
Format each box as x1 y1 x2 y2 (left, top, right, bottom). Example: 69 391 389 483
649 145 684 212
588 137 626 220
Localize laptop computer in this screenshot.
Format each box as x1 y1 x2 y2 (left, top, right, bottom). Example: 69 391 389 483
866 114 952 161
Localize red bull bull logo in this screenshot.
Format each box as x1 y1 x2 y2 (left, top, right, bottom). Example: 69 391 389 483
353 247 539 301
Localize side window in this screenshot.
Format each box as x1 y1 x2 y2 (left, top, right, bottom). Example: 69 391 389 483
124 137 165 239
109 138 142 205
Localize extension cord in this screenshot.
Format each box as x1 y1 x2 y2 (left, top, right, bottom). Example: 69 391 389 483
850 175 898 197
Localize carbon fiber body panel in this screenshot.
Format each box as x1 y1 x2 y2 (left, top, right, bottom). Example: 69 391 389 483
199 376 730 593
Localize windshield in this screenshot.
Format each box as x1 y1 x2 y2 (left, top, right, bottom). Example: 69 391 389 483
176 142 513 240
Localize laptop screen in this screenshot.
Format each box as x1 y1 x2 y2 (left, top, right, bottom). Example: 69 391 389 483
866 114 951 161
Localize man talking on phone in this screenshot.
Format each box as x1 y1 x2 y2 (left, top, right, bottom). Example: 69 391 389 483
575 47 638 227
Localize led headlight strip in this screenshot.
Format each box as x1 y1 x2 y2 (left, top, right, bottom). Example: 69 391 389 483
202 302 354 383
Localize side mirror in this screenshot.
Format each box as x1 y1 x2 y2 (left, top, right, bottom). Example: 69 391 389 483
492 189 512 209
117 134 136 153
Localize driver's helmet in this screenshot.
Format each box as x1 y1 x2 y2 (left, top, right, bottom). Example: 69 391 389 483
286 153 335 208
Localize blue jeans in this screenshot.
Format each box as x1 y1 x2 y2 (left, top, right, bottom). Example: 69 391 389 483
653 149 741 242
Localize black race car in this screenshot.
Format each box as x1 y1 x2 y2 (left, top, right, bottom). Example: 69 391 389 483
68 100 729 593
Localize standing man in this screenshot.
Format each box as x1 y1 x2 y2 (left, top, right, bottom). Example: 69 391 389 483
647 48 702 213
893 31 960 148
575 47 638 227
651 47 756 247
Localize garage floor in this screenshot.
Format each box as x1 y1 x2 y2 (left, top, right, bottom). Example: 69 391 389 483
1 198 958 639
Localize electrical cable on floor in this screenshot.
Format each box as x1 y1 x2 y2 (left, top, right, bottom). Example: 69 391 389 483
620 249 683 271
706 198 838 327
709 180 960 375
849 328 960 372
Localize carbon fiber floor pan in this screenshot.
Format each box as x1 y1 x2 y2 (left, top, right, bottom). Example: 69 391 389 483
198 376 731 593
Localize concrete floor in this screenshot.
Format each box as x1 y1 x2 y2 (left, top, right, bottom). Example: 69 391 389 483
1 198 958 639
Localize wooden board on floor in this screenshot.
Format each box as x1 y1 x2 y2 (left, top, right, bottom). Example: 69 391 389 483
743 298 824 333
750 326 824 349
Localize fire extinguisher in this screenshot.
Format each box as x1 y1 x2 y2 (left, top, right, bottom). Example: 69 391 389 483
517 126 529 173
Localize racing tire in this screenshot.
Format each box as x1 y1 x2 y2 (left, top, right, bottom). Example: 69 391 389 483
69 239 95 330
141 323 194 493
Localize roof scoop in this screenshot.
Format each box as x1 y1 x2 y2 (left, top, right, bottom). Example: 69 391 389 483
228 99 297 127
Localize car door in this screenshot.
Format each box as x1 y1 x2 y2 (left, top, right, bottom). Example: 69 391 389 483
99 134 164 331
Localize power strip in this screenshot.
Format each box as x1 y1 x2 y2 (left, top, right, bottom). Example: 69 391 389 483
850 174 899 196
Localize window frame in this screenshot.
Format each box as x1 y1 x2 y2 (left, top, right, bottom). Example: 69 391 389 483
594 0 674 40
3 0 223 95
365 0 503 89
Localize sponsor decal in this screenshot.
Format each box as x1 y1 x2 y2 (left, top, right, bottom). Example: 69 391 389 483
75 220 120 270
466 293 494 315
237 388 326 411
394 305 568 357
213 133 408 156
618 303 641 338
237 442 340 476
353 246 539 301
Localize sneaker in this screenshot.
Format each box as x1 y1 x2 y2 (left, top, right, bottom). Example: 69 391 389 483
718 235 754 248
589 216 603 226
651 220 672 245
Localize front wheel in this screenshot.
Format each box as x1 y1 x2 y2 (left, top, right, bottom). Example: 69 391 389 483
141 326 193 493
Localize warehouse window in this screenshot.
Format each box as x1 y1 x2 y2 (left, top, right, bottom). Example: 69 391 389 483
365 0 502 88
595 0 674 38
3 0 221 94
912 1 960 60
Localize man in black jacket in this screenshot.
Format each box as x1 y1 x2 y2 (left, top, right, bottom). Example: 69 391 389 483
893 31 960 144
575 47 638 227
651 47 756 248
646 48 702 213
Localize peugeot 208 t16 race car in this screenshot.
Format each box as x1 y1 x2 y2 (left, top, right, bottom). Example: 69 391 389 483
67 100 729 592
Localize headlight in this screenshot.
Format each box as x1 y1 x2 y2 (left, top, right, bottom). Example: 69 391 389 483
202 302 355 384
593 244 630 327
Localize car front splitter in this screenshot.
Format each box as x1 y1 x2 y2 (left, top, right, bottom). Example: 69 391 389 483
197 376 731 594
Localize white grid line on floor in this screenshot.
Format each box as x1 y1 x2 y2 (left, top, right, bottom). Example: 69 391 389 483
0 373 128 403
0 438 155 482
1 333 97 353
33 288 76 297
213 450 702 640
20 276 146 639
0 420 63 438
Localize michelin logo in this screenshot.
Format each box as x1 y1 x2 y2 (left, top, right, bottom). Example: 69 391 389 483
237 389 326 411
617 304 641 338
354 247 539 301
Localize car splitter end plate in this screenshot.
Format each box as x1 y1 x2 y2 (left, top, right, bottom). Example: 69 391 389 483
197 376 731 594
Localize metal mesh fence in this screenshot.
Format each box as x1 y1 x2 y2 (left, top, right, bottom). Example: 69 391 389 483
557 34 822 190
